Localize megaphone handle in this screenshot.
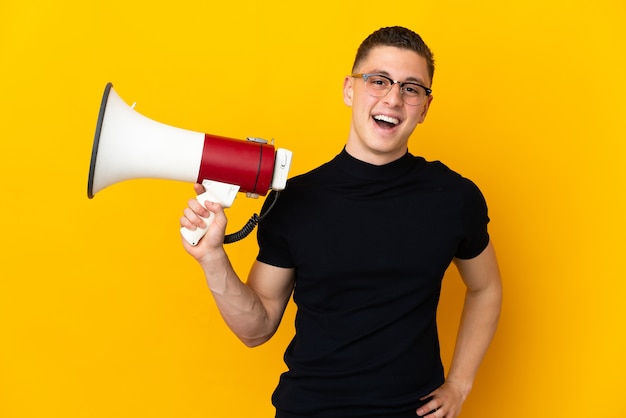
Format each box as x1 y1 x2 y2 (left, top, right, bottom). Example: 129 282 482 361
180 209 215 246
180 180 240 246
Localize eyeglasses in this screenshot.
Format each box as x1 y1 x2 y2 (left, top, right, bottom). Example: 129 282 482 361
351 73 432 106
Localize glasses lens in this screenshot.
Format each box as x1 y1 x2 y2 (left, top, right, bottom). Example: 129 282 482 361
401 84 426 105
364 75 391 96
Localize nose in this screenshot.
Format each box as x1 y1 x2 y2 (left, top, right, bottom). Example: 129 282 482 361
383 82 403 106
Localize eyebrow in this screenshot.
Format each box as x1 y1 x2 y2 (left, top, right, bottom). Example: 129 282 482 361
371 70 427 86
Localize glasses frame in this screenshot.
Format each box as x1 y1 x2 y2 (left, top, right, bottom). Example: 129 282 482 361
351 73 432 106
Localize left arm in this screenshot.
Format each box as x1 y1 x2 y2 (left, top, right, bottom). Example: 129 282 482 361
416 241 503 418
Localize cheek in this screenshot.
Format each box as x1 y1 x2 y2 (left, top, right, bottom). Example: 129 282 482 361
352 90 378 111
413 104 429 124
352 99 375 124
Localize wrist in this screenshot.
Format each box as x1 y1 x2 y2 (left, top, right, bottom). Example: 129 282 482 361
198 246 228 269
444 376 473 401
196 247 239 295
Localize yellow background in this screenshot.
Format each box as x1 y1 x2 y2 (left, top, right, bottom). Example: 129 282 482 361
1 1 625 417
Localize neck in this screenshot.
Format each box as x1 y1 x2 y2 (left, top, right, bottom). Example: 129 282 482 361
344 141 408 166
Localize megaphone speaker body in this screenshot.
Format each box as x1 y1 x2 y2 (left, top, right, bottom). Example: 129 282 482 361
88 83 277 199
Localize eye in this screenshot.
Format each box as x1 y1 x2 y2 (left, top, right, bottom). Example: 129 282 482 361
402 84 422 96
368 76 390 87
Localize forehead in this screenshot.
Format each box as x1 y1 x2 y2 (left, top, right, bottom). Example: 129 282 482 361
356 46 431 86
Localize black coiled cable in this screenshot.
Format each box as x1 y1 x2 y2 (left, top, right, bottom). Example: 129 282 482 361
223 192 280 244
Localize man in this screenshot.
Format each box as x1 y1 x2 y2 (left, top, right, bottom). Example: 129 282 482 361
180 26 502 418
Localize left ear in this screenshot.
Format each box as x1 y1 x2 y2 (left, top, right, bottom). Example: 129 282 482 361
343 76 354 107
417 95 434 124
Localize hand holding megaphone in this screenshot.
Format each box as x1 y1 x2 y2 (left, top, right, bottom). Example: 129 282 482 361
179 179 239 246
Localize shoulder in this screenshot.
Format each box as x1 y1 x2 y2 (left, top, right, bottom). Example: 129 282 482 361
416 157 483 194
277 155 343 198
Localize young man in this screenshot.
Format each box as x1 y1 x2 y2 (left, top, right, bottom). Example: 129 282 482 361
180 26 502 418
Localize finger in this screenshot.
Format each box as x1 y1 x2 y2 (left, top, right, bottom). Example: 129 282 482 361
193 183 205 195
182 207 207 229
188 198 211 217
202 200 225 213
416 399 439 418
179 215 193 230
424 407 443 418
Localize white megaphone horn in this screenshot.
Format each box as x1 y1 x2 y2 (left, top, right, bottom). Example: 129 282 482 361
88 83 293 245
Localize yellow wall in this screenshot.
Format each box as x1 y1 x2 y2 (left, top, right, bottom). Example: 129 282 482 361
1 1 624 417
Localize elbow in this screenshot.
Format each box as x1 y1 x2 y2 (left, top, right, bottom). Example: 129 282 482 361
238 331 275 348
240 337 269 348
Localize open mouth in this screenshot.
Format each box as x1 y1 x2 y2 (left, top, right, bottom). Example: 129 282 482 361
373 114 400 129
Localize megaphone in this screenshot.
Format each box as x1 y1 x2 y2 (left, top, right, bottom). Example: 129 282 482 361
88 83 293 245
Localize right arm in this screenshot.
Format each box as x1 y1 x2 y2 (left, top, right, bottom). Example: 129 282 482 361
181 184 295 347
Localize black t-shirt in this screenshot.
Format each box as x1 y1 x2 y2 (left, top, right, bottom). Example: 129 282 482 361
257 149 490 417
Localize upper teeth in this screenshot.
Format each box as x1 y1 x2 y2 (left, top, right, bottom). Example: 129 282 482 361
374 115 399 125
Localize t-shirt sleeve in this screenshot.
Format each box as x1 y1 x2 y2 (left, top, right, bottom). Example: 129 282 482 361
256 191 295 268
455 178 490 259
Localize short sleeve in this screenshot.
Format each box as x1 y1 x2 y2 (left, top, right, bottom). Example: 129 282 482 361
256 190 295 268
455 179 490 259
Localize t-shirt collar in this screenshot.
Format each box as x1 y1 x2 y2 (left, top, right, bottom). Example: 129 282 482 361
335 147 416 181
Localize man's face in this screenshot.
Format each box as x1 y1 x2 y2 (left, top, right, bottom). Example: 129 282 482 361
343 46 433 165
